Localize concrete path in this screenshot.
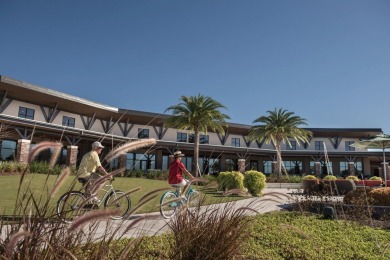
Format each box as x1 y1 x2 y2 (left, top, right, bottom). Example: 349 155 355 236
89 187 300 240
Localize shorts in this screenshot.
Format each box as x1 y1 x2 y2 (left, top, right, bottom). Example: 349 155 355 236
78 172 101 185
170 179 187 187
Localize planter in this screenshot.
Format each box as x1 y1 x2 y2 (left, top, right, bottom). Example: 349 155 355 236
354 180 382 187
320 180 356 196
302 179 320 195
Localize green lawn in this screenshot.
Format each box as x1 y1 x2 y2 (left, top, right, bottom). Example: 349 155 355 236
0 174 248 216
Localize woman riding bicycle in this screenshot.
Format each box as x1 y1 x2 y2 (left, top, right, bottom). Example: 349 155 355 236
168 151 195 193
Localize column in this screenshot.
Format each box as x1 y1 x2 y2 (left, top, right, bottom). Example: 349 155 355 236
381 162 390 181
155 150 163 169
66 145 78 168
219 154 226 172
315 162 321 178
272 161 277 174
238 159 245 174
348 162 355 176
16 139 31 164
118 154 127 176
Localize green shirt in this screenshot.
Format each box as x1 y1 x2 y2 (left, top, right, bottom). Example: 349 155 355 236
77 150 102 178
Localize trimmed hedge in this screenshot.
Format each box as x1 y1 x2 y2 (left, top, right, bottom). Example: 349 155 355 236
217 171 244 191
244 170 266 196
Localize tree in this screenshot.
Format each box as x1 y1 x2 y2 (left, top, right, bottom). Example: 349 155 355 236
164 94 230 177
248 108 312 179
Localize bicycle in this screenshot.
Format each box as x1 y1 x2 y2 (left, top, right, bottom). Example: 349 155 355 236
57 178 131 223
159 180 202 219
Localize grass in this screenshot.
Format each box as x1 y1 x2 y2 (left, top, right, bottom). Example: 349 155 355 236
78 211 390 259
0 174 249 216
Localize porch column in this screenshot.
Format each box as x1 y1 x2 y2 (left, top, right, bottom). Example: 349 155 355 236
66 145 78 168
118 154 127 176
381 162 390 180
219 154 226 171
272 161 277 174
16 139 31 164
238 159 245 174
348 162 355 176
155 150 163 169
314 162 321 178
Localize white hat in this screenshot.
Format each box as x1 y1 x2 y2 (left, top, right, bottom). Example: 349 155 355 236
92 141 104 149
173 151 185 157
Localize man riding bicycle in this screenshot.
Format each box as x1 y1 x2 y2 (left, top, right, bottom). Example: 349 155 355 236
77 141 111 202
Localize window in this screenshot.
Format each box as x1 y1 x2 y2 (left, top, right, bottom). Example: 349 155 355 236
189 134 209 144
225 159 237 171
126 153 155 171
340 161 362 177
263 161 272 174
310 161 333 175
138 128 149 139
250 160 258 171
231 138 240 147
286 141 296 150
177 132 187 142
345 141 355 151
0 140 17 161
283 161 302 175
62 116 75 127
18 107 35 119
315 141 324 151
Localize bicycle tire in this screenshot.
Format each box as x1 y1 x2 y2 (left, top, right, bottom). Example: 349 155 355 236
104 190 131 220
160 191 179 219
57 191 87 224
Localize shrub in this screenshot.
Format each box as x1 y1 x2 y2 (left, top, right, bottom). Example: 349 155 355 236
346 175 360 181
217 171 244 191
343 187 374 205
303 175 317 180
323 175 337 180
145 169 168 180
244 170 266 196
266 173 304 183
369 176 382 181
369 188 390 206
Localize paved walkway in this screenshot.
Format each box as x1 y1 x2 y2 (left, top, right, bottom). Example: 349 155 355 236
90 187 300 240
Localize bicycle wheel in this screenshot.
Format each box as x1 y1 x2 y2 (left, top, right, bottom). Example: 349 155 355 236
187 190 202 213
104 190 131 220
57 191 87 223
160 191 179 219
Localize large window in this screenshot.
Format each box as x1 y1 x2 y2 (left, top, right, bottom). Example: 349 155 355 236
340 161 362 177
138 128 149 139
189 134 209 144
231 138 240 147
283 161 302 175
310 161 333 176
0 140 17 161
126 153 155 171
177 132 187 142
18 107 35 119
62 116 75 127
263 161 273 174
315 141 324 151
250 160 258 171
225 159 237 171
345 141 355 151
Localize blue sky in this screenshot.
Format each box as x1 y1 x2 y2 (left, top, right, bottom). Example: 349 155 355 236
1 1 390 133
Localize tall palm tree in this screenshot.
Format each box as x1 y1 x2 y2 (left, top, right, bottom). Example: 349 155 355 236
164 94 230 176
248 108 312 179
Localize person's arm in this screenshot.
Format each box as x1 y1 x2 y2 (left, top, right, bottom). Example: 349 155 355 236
184 168 195 180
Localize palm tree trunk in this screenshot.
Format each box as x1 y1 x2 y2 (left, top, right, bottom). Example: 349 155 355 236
276 143 282 180
193 130 200 177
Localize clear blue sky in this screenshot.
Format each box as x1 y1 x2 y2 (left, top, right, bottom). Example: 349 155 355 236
1 1 390 133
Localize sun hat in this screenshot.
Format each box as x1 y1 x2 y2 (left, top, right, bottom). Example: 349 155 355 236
92 141 104 149
173 151 185 157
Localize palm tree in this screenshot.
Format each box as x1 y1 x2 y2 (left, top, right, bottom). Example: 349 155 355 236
248 108 312 179
164 94 230 177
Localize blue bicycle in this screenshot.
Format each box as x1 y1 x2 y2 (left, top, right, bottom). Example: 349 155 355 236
159 181 202 219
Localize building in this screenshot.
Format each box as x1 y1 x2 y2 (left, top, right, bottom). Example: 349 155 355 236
0 75 388 179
